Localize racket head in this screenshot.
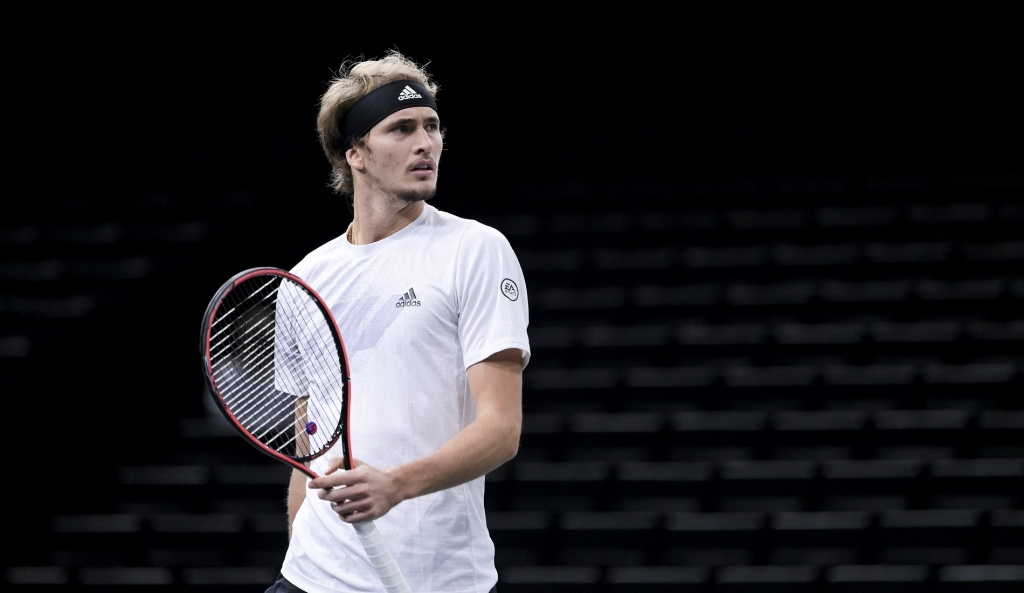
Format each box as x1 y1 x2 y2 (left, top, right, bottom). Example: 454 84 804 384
200 267 353 477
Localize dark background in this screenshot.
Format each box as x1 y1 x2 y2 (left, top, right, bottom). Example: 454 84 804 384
21 14 1016 419
7 10 1023 589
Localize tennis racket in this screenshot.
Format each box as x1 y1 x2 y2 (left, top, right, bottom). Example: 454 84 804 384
199 267 411 593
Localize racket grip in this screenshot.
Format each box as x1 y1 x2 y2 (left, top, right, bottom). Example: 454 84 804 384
353 520 411 593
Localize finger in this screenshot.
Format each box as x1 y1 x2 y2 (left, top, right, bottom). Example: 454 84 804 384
309 476 332 490
324 456 346 474
334 502 374 523
310 458 349 489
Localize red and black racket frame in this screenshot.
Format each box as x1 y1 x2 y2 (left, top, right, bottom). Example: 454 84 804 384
200 267 354 479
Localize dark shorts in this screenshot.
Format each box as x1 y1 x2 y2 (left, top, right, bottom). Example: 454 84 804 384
265 572 497 593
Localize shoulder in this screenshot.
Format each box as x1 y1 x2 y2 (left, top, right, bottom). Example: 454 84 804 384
290 233 347 278
416 207 513 257
429 208 512 247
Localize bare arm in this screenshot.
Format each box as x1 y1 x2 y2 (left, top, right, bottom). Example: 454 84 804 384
287 396 311 538
311 347 524 522
287 467 306 538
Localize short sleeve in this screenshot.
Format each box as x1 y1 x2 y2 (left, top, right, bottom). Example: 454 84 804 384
455 223 531 369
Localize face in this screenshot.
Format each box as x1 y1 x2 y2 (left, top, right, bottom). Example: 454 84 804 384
349 106 442 203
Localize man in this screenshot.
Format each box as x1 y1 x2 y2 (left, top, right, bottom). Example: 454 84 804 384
265 51 530 593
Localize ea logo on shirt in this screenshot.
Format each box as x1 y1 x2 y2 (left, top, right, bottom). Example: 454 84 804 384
501 278 519 301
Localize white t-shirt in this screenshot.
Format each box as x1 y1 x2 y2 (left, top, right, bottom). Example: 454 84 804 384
280 204 531 593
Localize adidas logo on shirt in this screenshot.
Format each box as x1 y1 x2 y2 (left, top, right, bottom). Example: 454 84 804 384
397 85 422 101
396 287 421 308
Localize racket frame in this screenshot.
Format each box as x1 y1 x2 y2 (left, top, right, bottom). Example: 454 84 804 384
200 266 353 479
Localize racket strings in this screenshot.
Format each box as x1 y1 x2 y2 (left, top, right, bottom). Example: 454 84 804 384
208 275 347 460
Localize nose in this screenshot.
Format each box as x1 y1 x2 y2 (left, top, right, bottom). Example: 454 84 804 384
413 126 437 153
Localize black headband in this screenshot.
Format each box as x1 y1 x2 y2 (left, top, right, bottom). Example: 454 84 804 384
341 80 437 150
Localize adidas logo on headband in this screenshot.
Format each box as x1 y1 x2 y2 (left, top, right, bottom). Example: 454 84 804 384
397 85 423 101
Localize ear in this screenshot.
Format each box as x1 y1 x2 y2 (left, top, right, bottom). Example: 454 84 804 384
345 146 365 171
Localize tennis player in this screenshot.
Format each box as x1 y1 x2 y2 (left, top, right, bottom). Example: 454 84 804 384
264 50 530 593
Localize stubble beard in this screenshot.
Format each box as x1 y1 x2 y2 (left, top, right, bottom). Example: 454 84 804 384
394 183 437 204
362 163 438 206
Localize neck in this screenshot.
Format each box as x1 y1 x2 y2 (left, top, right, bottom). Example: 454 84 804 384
348 198 425 245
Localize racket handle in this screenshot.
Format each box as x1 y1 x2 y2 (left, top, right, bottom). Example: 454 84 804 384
353 520 411 593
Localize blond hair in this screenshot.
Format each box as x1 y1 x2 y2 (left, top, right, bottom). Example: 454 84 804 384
317 50 440 197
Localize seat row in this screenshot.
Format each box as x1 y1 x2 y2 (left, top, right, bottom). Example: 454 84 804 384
34 508 1024 564
489 458 1023 511
16 508 1021 591
8 562 1024 592
518 241 1024 279
534 319 1024 348
497 562 1024 593
528 279 1024 313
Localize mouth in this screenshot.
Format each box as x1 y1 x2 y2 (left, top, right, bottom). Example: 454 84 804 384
411 160 435 175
